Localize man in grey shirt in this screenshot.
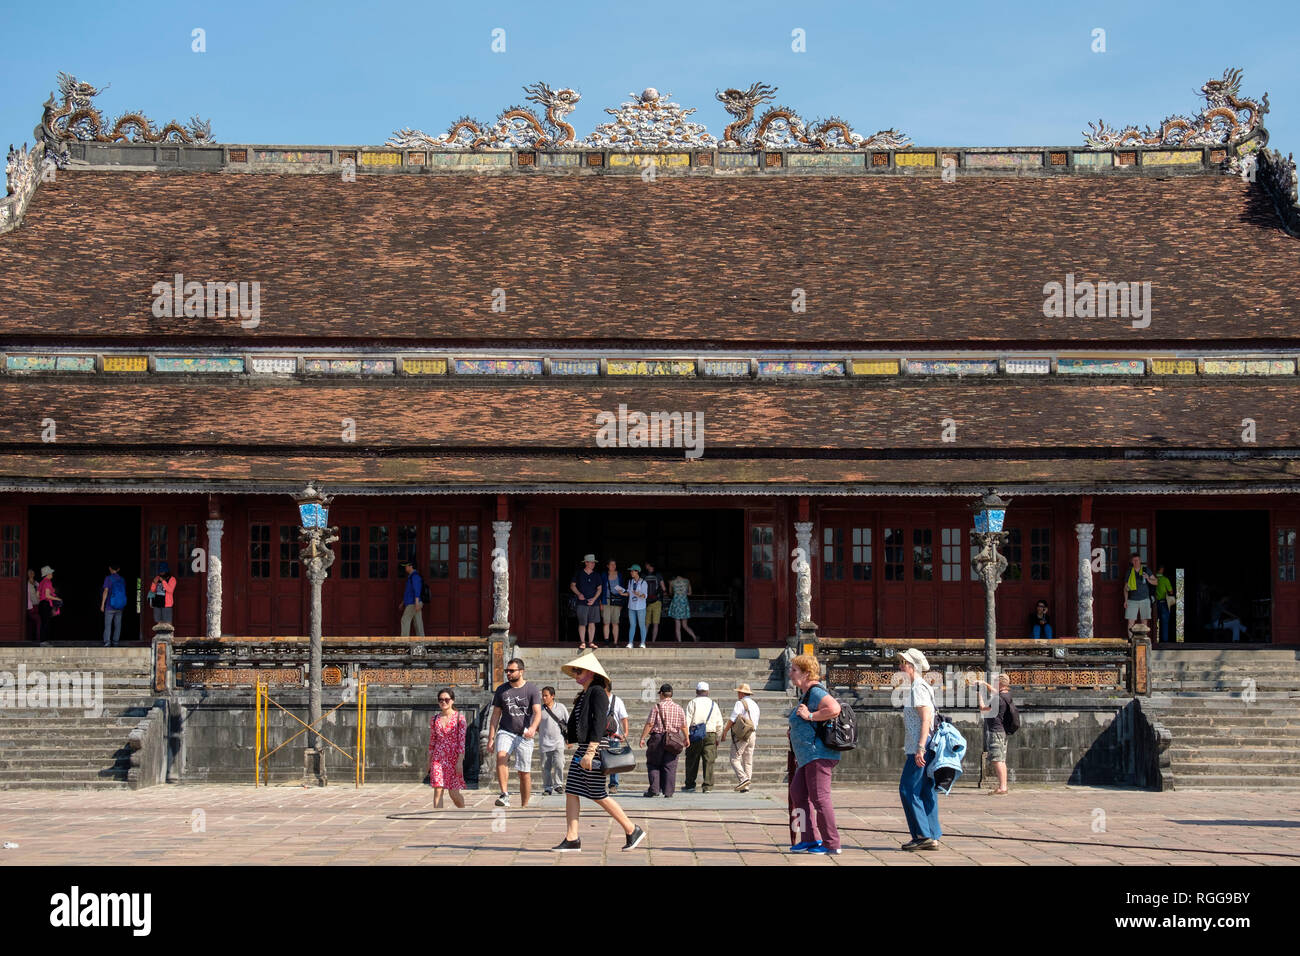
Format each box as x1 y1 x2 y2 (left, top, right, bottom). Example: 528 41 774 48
539 685 570 796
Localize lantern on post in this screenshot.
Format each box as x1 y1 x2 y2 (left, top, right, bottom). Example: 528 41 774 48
293 481 337 786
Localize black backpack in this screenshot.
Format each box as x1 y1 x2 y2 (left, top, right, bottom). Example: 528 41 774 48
419 576 430 605
1002 695 1021 736
802 686 857 752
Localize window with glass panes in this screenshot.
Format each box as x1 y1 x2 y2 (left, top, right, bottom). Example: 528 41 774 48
851 528 872 581
750 526 774 579
0 525 19 578
369 525 390 579
339 526 361 578
823 527 844 581
1003 528 1023 581
148 525 168 575
249 524 271 578
940 528 963 581
176 524 199 577
1030 528 1051 581
530 526 552 579
428 525 450 578
397 525 418 570
457 524 479 579
1279 528 1297 582
883 528 905 581
1129 528 1149 565
912 528 934 581
279 527 300 578
1099 527 1120 580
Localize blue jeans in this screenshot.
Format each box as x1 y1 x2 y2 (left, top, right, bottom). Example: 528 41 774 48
899 757 941 841
103 609 122 645
1157 600 1171 641
627 608 646 646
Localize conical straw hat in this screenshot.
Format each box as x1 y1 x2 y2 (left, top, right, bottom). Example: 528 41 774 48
561 651 610 682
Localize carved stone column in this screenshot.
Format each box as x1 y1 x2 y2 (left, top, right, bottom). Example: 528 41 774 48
1076 522 1095 640
205 518 223 638
490 520 511 636
792 520 815 637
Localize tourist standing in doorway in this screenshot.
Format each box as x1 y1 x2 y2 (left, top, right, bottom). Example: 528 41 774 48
26 569 41 642
639 683 686 798
625 565 648 648
148 563 176 630
1154 565 1174 642
552 651 646 853
720 682 760 793
1028 600 1053 639
400 561 425 637
643 562 664 643
682 682 723 792
100 563 127 646
489 658 542 808
1122 554 1157 638
569 554 603 649
539 686 570 796
37 566 58 640
601 559 627 647
977 673 1014 795
787 654 841 854
606 688 629 793
428 687 466 809
897 648 941 851
666 571 699 642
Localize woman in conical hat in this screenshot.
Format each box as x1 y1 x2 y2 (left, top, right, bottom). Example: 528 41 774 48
551 651 647 853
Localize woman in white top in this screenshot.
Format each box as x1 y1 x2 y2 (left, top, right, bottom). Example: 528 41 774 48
720 682 760 792
625 565 649 649
897 648 941 851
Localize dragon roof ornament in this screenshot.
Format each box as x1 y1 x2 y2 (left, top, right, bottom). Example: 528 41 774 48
37 73 213 163
1084 68 1269 149
716 82 911 150
388 81 581 149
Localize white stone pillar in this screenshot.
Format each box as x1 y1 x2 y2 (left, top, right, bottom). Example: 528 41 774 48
793 521 814 630
490 520 511 631
1076 522 1094 639
206 518 223 638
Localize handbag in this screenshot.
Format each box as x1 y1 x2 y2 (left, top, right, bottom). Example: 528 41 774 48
688 700 716 745
732 698 756 743
595 737 637 776
654 702 687 755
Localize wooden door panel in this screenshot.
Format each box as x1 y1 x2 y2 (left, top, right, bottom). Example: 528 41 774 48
0 508 24 642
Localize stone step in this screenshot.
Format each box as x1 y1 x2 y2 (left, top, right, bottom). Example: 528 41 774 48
1171 737 1300 749
1174 761 1300 776
0 715 148 728
0 778 133 790
0 768 130 782
0 755 130 770
1168 746 1300 762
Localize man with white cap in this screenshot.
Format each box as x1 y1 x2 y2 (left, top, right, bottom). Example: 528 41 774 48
681 681 724 793
720 683 760 793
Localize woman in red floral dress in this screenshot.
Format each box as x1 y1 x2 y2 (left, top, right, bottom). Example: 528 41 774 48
429 687 466 808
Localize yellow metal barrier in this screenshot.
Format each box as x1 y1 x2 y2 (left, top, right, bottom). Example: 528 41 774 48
255 680 368 787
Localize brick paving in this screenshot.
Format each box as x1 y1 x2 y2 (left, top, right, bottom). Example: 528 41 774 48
2 783 1298 865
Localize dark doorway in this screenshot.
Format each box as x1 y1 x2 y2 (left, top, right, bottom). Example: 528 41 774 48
28 506 142 643
558 509 744 642
1156 510 1270 642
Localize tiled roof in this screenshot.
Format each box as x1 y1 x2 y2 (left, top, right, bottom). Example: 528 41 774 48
1 171 1296 348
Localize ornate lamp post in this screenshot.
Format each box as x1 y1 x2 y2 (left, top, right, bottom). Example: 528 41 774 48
970 492 1011 682
294 482 337 786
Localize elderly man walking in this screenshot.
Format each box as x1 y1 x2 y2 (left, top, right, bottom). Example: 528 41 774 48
720 683 760 792
681 682 724 793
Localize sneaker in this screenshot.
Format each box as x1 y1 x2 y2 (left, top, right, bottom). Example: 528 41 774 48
643 790 657 798
552 838 581 852
626 644 633 649
702 786 712 793
807 845 841 855
901 839 923 851
608 785 619 794
638 644 646 648
789 840 822 853
555 786 564 794
918 839 940 850
543 788 553 796
733 782 750 792
681 786 696 793
494 793 510 808
623 826 647 850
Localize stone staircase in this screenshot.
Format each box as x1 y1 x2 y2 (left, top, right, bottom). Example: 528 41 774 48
518 646 794 786
1144 648 1300 789
0 646 157 789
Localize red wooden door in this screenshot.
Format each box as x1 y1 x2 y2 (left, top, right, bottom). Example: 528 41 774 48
142 504 206 638
1091 511 1153 638
0 508 25 642
817 513 876 639
994 509 1057 639
520 505 557 642
246 507 306 635
1273 510 1300 644
878 515 909 638
746 510 778 643
453 509 483 635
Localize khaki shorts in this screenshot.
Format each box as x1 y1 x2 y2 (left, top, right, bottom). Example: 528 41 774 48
1125 598 1152 621
601 604 622 625
988 728 1008 762
645 602 662 625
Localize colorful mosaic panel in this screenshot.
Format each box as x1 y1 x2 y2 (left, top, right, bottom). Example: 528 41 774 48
1151 359 1197 375
359 667 479 685
716 153 760 167
103 355 148 372
1203 359 1296 375
253 150 331 164
305 359 361 374
5 355 56 372
1143 150 1202 166
895 152 936 167
757 360 845 377
250 357 298 374
606 360 696 376
539 153 583 166
963 152 1043 169
786 153 865 168
427 153 511 167
454 359 544 375
360 151 402 166
550 359 600 376
1072 152 1114 168
1057 358 1144 375
608 153 690 167
155 356 245 373
362 360 396 375
851 359 900 375
703 360 751 377
906 359 998 376
403 359 448 376
1006 358 1051 375
56 355 97 372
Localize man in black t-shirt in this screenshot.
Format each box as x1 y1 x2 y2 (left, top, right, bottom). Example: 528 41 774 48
489 658 542 809
643 562 664 643
978 673 1013 795
570 554 603 649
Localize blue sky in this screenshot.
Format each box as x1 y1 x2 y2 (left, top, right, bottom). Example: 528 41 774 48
2 0 1297 152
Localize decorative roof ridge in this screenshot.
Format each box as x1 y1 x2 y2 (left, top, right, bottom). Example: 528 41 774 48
1259 148 1300 235
0 143 42 235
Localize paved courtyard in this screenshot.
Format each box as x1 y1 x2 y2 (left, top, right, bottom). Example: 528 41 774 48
1 783 1297 865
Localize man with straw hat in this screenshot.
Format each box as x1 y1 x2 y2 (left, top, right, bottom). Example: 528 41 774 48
551 650 646 852
720 683 760 793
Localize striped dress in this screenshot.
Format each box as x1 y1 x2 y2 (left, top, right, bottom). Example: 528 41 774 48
564 687 611 801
